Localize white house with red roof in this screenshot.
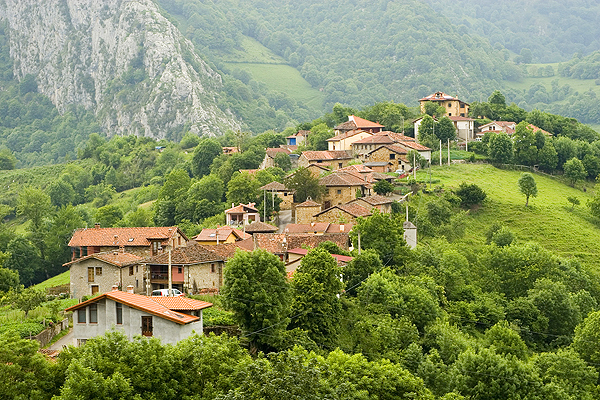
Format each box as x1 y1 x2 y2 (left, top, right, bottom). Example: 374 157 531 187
449 116 475 142
334 115 384 134
327 129 373 151
478 121 517 135
225 203 261 226
65 288 212 346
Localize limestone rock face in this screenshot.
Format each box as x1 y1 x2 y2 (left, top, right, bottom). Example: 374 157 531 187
0 0 240 138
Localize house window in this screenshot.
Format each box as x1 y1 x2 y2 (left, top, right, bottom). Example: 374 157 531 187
390 154 395 160
129 266 134 276
448 113 452 116
95 267 102 276
78 308 86 323
88 267 94 282
460 113 465 117
460 103 465 108
152 241 160 256
91 285 99 295
116 302 123 324
178 266 182 274
142 316 153 337
211 263 215 273
136 266 139 273
89 303 98 324
338 162 342 168
81 246 88 257
337 189 342 194
448 103 452 107
136 279 139 288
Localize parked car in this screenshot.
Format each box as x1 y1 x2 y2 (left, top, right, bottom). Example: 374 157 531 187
151 289 184 297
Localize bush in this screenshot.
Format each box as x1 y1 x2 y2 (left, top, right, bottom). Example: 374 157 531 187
454 182 486 208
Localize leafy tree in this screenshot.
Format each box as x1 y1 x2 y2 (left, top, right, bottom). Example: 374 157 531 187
12 287 46 317
289 248 344 346
534 349 598 400
284 167 324 203
537 141 558 172
5 237 41 286
454 182 486 208
423 101 445 117
221 250 290 351
373 179 394 195
588 193 600 219
191 138 222 178
179 132 200 149
306 123 333 151
350 210 410 266
94 205 123 228
573 310 600 366
226 172 259 206
483 321 528 359
343 249 383 296
153 169 191 226
45 205 85 276
0 147 17 170
47 179 76 208
563 157 586 187
418 114 436 146
488 90 506 107
435 116 457 143
513 122 538 166
273 152 291 171
488 132 513 164
17 187 52 235
518 172 537 206
0 266 19 293
490 227 515 247
121 207 154 227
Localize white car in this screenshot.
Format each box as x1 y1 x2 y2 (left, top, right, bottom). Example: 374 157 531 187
151 289 184 297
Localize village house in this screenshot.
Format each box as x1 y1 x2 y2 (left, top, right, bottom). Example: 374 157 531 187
327 129 373 151
334 115 384 135
295 197 322 224
286 130 310 147
284 222 353 235
225 202 261 226
222 146 239 155
65 251 144 300
65 288 211 346
68 225 188 260
347 194 394 214
259 147 292 169
313 203 372 224
243 221 279 235
192 227 251 246
449 116 475 143
365 145 410 173
297 150 352 170
337 164 396 186
252 232 351 262
419 91 470 117
478 121 517 135
319 171 369 209
260 181 294 210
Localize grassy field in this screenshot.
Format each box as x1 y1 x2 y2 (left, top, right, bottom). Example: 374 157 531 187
223 36 325 110
415 163 600 264
31 271 70 291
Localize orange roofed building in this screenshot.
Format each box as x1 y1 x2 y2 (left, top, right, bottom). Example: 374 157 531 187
334 115 384 135
65 288 212 346
419 91 469 117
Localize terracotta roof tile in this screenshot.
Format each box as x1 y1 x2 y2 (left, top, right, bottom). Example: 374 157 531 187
225 203 259 214
325 223 354 234
193 227 250 242
448 116 474 121
254 233 288 253
284 223 331 233
150 296 213 311
65 291 202 325
296 199 322 208
337 165 374 173
301 150 352 161
334 120 358 131
244 221 279 233
348 115 384 128
419 91 459 102
265 148 291 158
63 251 142 267
68 227 186 248
327 129 370 142
259 181 288 191
395 141 431 151
144 242 223 265
315 204 372 218
319 171 368 187
286 234 350 251
350 195 394 206
287 248 353 264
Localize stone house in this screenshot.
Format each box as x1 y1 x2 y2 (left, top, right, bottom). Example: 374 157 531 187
284 223 353 235
327 129 373 151
259 181 294 210
313 204 372 224
65 251 144 300
65 289 211 346
419 91 470 117
319 171 369 209
285 248 353 275
297 150 352 170
295 198 322 224
393 141 432 163
365 145 410 172
347 195 394 214
244 221 279 235
68 226 188 260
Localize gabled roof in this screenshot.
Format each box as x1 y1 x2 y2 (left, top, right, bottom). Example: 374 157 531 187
63 251 142 267
325 223 354 234
225 203 259 214
319 171 368 187
353 135 395 145
287 248 353 264
315 204 372 218
259 181 289 191
284 223 331 234
301 150 352 161
296 198 321 208
327 129 371 142
150 296 213 311
286 130 310 138
265 148 291 158
65 291 205 325
286 234 350 251
337 164 374 174
394 141 431 151
349 195 394 206
193 227 251 242
528 124 552 136
144 242 223 265
349 115 384 129
478 121 516 130
448 116 474 121
334 120 358 131
244 221 279 233
419 91 466 103
367 144 409 156
68 227 187 248
253 233 288 254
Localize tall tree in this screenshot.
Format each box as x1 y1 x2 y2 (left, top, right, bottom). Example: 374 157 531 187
289 248 344 346
488 132 513 164
191 139 223 178
563 157 586 187
435 116 457 143
221 250 290 351
518 173 538 206
284 167 324 203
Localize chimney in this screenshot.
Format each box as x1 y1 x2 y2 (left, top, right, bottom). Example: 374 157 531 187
94 223 100 228
112 285 118 291
127 285 134 294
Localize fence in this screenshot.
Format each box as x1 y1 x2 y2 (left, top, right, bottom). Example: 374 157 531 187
28 318 69 348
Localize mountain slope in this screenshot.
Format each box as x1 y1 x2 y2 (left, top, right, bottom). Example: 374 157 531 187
0 0 240 139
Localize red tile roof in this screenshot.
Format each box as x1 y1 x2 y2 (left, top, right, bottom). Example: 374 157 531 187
419 91 459 102
325 223 354 234
244 221 279 233
334 120 358 131
65 291 204 325
395 141 431 151
144 242 224 265
319 171 369 187
254 233 288 254
265 148 291 158
63 251 142 267
296 198 321 208
315 204 372 218
225 203 259 214
349 195 394 206
286 234 350 250
68 227 186 248
301 150 352 161
449 116 474 121
349 115 384 128
353 135 395 145
287 248 353 263
284 223 331 233
150 296 213 311
327 129 371 142
193 227 250 242
259 181 289 191
337 165 374 173
367 145 408 156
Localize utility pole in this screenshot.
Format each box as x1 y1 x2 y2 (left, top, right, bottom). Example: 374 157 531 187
439 140 442 166
168 248 172 296
448 138 450 165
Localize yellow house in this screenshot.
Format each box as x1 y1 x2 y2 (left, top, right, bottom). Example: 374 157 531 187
419 91 469 118
193 227 251 245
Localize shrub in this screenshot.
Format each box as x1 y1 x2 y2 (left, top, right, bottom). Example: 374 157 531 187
454 182 486 208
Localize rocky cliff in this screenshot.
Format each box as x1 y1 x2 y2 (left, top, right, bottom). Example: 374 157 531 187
0 0 239 138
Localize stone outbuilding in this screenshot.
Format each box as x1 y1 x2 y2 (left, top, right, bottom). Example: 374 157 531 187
295 198 322 224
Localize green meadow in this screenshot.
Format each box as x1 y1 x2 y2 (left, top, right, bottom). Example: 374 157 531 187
416 163 600 263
